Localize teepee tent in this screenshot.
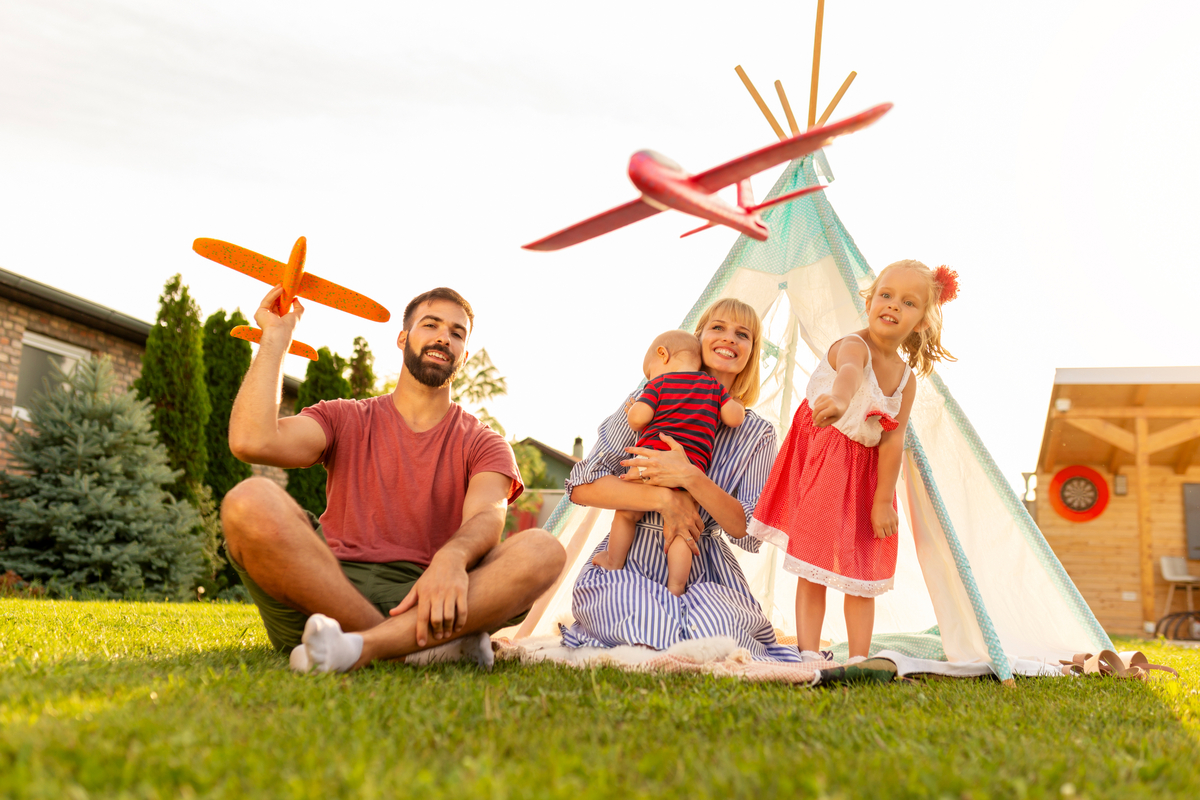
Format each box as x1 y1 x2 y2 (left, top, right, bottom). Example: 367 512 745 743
514 146 1112 681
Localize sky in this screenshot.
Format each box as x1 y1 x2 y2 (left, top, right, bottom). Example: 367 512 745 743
1 0 1198 494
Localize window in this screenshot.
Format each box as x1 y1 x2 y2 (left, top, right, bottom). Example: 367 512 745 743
13 332 91 421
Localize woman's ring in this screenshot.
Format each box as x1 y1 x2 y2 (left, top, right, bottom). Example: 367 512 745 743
641 475 649 483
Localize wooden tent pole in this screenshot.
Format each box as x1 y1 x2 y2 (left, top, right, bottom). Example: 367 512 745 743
808 0 825 129
735 66 787 141
775 80 800 136
1134 418 1155 631
816 71 857 127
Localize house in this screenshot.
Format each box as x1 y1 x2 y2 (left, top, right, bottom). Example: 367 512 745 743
0 267 299 486
1034 366 1200 635
512 436 583 530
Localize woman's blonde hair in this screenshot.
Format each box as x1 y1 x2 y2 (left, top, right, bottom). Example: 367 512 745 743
860 259 956 377
693 298 763 407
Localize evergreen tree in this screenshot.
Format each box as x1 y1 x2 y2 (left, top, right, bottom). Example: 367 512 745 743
0 357 203 599
347 336 378 400
202 308 253 502
134 274 210 504
285 347 351 517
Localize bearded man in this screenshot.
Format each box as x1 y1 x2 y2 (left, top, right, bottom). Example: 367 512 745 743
221 286 565 672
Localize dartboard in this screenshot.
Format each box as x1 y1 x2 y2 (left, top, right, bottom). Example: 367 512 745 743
1049 466 1109 522
1060 476 1098 512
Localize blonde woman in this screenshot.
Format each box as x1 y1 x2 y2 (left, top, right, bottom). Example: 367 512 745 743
562 299 800 662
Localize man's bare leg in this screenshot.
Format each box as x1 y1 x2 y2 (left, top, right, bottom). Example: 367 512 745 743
221 477 385 634
665 534 693 597
592 509 642 571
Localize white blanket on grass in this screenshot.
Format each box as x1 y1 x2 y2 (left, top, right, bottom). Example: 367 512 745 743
493 636 1067 683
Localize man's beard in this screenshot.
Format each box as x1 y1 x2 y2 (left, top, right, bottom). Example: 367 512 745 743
404 339 462 389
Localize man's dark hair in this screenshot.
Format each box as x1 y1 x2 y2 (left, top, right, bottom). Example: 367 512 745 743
402 287 475 333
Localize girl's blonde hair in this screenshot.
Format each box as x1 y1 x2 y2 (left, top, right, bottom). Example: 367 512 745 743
860 259 957 377
693 298 763 407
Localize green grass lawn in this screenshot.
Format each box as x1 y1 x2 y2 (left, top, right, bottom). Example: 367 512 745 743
1 599 1198 800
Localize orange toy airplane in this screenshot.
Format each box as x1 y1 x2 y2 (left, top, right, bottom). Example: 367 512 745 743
192 236 390 361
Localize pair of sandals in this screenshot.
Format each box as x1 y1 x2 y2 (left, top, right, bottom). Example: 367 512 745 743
1060 650 1178 680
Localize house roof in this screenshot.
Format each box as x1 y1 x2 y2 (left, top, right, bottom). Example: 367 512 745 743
0 266 301 394
1037 366 1200 475
520 437 580 468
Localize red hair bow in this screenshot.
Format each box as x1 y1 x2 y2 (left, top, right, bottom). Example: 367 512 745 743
934 265 959 305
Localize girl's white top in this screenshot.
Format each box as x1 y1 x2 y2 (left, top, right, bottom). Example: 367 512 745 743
804 333 911 447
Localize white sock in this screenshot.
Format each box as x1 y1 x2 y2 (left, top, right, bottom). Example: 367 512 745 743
293 613 364 673
800 650 823 663
405 631 495 671
847 655 867 665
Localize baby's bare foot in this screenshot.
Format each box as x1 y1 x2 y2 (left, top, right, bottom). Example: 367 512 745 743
667 581 686 597
592 550 626 571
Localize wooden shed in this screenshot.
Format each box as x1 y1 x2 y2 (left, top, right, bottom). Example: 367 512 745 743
1035 367 1200 635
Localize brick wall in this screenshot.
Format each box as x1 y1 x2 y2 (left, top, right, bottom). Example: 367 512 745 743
0 298 297 488
0 301 146 472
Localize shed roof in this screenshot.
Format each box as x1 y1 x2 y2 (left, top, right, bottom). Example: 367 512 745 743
1037 367 1200 475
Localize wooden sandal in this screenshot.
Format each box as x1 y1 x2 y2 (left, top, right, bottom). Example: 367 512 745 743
1118 651 1179 680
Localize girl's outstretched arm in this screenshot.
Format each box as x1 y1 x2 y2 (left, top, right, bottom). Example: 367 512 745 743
872 376 917 538
812 336 869 427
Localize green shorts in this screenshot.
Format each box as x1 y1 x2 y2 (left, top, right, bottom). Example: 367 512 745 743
230 515 528 651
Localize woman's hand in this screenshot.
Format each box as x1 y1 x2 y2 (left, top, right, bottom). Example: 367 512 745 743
871 499 898 539
659 489 703 556
618 434 700 489
811 393 848 428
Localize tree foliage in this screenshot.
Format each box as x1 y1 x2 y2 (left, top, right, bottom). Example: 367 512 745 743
285 347 352 517
202 309 252 502
134 274 211 505
347 336 378 400
0 357 203 599
451 349 508 435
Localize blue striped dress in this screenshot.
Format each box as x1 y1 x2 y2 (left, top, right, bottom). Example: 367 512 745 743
560 397 802 662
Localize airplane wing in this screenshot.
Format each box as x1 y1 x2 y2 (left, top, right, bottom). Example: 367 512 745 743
193 238 285 284
230 325 319 361
522 198 662 251
297 273 391 322
689 103 893 193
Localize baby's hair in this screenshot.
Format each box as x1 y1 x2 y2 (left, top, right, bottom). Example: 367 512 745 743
650 329 702 361
860 259 957 377
693 298 762 407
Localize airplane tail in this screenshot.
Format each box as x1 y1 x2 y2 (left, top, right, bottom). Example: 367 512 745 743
230 326 320 361
744 183 826 213
679 182 826 239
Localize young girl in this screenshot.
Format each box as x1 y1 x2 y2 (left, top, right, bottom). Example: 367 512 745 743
749 259 958 663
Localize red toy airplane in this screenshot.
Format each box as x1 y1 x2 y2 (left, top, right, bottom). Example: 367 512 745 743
193 236 390 361
523 103 892 251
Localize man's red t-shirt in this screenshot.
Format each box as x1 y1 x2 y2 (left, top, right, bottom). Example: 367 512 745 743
300 395 523 565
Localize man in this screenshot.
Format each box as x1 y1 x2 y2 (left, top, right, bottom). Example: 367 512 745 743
221 284 565 672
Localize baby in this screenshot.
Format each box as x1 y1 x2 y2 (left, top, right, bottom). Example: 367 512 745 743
592 330 745 595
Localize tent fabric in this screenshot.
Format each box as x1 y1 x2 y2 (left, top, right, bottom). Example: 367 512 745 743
533 151 1112 682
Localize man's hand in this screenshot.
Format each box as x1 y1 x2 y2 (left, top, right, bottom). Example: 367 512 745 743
871 500 898 539
659 489 703 557
254 285 305 343
811 393 848 428
390 553 470 646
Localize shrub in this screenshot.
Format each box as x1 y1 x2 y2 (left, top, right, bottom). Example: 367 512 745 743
202 308 253 502
134 275 211 505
